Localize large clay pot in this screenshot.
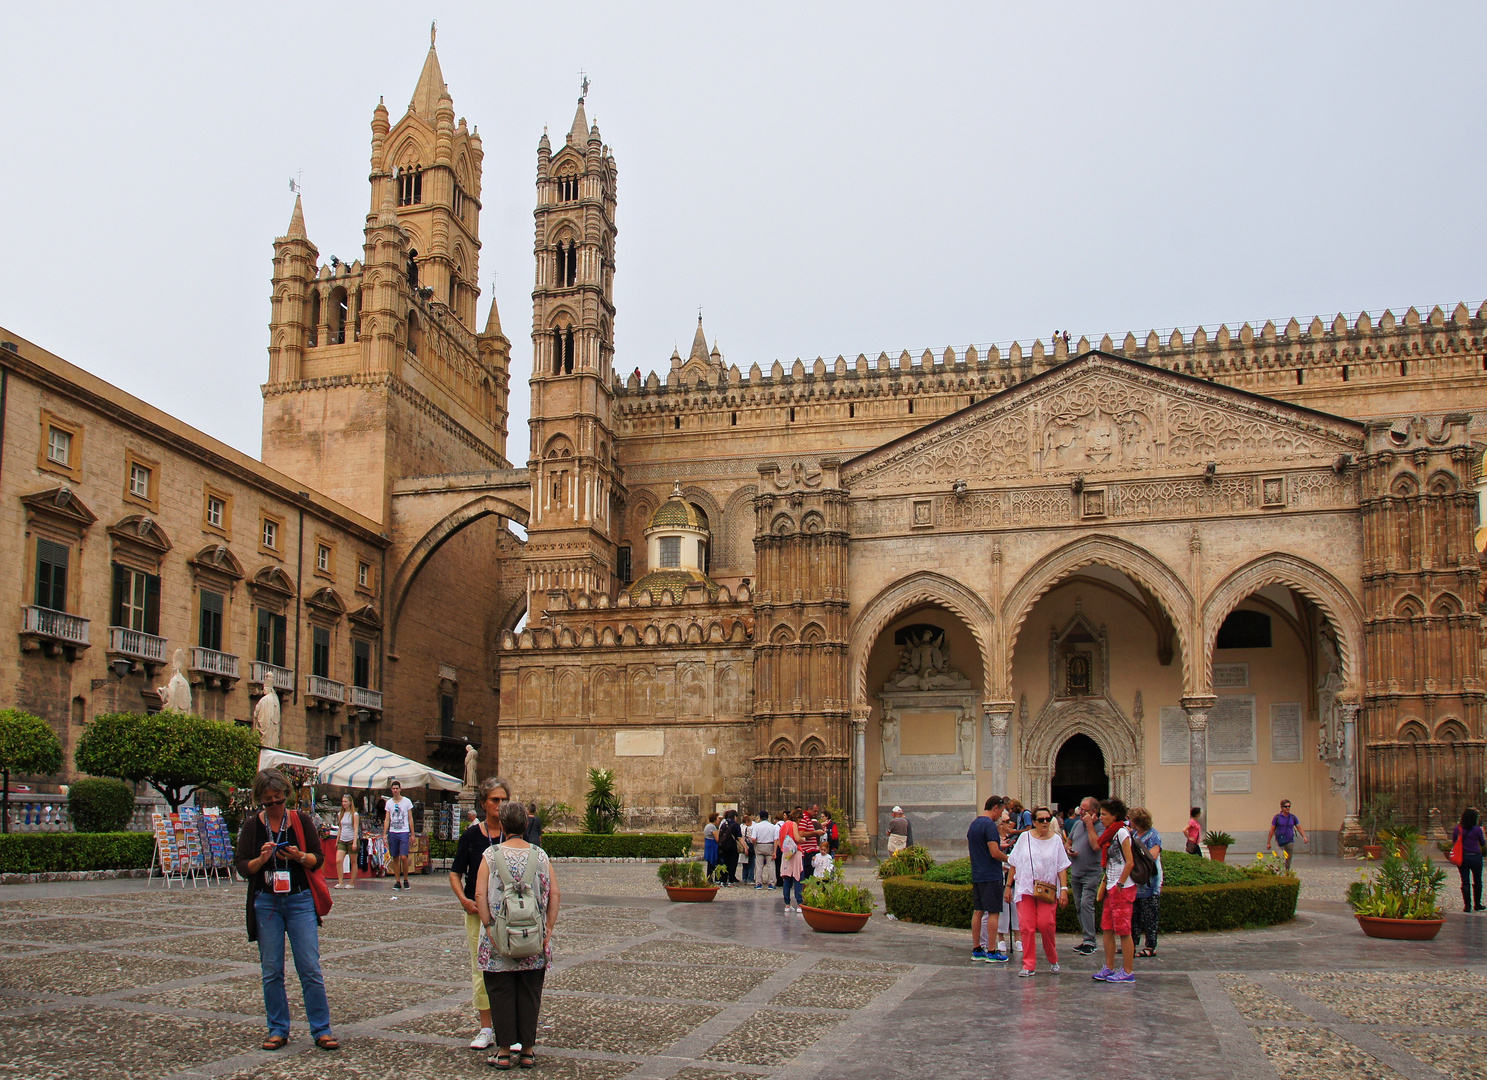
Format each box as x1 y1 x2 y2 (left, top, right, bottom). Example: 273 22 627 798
1207 845 1229 863
800 904 871 933
664 886 719 903
1356 915 1445 940
1361 845 1384 860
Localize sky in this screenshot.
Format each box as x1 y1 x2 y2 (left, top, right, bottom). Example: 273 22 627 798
1 3 1484 462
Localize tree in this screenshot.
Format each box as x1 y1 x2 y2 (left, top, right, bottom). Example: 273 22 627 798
74 712 260 811
583 767 623 835
0 708 64 834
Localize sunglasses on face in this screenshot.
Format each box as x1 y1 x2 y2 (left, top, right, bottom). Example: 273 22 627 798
262 797 285 806
1034 816 1052 824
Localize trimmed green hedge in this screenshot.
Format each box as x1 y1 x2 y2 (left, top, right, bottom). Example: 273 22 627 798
923 857 972 885
1158 851 1247 887
0 832 156 873
884 874 1300 933
542 833 691 858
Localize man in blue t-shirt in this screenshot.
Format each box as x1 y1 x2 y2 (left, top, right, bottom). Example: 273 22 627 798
1266 799 1307 870
967 796 1010 964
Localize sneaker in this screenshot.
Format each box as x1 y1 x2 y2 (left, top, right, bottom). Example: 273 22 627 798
971 948 989 963
986 951 1010 964
1107 970 1136 984
754 885 763 890
1050 963 1061 973
469 1029 495 1050
1018 968 1036 978
1014 940 1024 951
1074 943 1097 955
1092 966 1114 981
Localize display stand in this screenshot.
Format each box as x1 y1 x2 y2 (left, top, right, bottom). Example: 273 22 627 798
149 809 237 887
149 811 197 888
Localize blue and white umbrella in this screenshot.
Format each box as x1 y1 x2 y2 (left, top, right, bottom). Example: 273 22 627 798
311 742 462 792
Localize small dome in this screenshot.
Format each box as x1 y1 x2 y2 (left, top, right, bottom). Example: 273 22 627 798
648 488 707 531
627 568 719 603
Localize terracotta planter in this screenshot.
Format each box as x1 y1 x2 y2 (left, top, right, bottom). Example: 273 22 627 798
1207 845 1228 863
664 886 719 903
1355 915 1445 940
1361 845 1384 860
799 904 871 933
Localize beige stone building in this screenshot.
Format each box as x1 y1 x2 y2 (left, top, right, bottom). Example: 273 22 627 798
5 38 1484 850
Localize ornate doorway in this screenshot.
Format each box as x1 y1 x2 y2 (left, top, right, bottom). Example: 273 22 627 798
1051 733 1107 811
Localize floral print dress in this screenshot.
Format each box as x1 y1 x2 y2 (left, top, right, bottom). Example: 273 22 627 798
477 843 552 972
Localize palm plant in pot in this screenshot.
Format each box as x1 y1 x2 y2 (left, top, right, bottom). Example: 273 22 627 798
800 864 874 932
1347 835 1446 940
657 860 720 902
1203 829 1236 863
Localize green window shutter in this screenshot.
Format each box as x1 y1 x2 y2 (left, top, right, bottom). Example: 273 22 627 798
144 574 161 636
273 614 287 667
111 563 127 626
200 590 223 651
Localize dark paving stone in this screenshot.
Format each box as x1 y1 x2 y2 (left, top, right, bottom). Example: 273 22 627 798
1252 1025 1405 1079
124 972 455 1023
0 896 147 917
618 936 796 969
1376 1032 1487 1080
769 971 898 1008
670 1070 762 1080
328 938 474 980
0 916 149 944
703 1009 841 1066
814 957 914 974
107 932 263 964
1218 973 1311 1021
0 951 227 995
547 959 771 1002
0 1004 262 1080
537 994 719 1054
220 1039 639 1080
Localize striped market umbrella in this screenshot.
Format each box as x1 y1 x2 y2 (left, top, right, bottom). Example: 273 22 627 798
310 742 462 792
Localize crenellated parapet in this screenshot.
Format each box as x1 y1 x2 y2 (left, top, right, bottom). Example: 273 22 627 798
497 584 754 653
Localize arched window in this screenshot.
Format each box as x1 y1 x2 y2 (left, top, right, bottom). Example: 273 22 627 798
551 323 574 375
406 249 420 289
557 167 578 202
406 311 421 357
396 165 423 206
329 287 348 345
307 290 320 347
555 239 577 288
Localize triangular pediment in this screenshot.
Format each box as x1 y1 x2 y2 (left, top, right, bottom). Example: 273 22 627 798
842 351 1364 492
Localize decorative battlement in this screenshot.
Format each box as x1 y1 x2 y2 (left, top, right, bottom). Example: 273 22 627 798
498 584 754 652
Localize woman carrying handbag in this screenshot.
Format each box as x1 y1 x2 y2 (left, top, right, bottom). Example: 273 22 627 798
1449 807 1484 913
1003 807 1071 977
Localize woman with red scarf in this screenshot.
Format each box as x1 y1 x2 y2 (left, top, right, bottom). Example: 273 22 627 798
1091 797 1136 983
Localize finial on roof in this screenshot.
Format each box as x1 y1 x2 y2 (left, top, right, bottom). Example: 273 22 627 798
671 480 683 498
579 70 590 103
410 31 446 118
286 194 307 240
689 314 709 361
431 20 436 44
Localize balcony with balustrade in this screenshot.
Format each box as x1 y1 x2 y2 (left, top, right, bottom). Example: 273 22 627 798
248 661 295 694
306 674 346 710
107 625 168 674
189 647 240 688
350 685 383 713
19 605 90 658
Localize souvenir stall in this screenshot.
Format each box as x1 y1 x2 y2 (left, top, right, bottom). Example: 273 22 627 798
149 806 234 887
310 743 462 876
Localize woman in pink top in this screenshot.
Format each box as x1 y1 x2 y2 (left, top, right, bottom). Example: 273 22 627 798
778 810 804 913
1184 807 1203 855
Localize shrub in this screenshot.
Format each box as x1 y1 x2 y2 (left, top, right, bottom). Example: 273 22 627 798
74 712 259 810
429 838 457 861
0 832 156 874
583 768 623 835
542 832 691 858
67 778 136 832
802 864 874 914
882 875 975 928
924 857 972 885
1160 851 1247 887
658 860 711 888
876 844 934 879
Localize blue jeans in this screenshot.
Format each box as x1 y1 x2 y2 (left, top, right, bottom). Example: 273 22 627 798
255 890 332 1039
781 876 802 906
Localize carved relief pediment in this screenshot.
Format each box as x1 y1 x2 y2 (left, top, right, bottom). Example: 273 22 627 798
842 352 1364 492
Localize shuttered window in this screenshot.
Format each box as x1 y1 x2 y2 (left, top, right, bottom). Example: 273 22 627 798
199 590 224 652
34 539 69 611
111 564 160 634
256 609 287 667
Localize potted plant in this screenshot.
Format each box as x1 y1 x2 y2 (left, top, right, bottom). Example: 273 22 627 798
800 864 874 932
1347 836 1446 940
1380 824 1421 859
1358 794 1398 860
657 860 719 902
1203 829 1235 863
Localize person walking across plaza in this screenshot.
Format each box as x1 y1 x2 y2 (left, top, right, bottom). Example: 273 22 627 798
1065 796 1103 956
1130 807 1163 957
778 809 804 912
1092 797 1137 984
235 767 338 1052
1450 807 1485 913
1004 806 1071 977
383 780 415 892
703 813 720 880
476 800 559 1070
333 794 360 890
1184 807 1203 855
1266 799 1307 870
751 811 778 889
967 796 1010 964
450 776 509 1050
885 806 910 856
718 809 743 885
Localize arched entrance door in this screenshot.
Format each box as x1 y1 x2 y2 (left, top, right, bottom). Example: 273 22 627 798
1051 734 1107 812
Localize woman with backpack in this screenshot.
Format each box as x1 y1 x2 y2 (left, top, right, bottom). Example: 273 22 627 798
476 800 560 1070
778 808 805 913
1129 807 1163 957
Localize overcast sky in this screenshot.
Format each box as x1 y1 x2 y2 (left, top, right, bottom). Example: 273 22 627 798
2 3 1483 463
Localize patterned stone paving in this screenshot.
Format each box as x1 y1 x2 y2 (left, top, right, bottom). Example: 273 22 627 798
0 867 1481 1079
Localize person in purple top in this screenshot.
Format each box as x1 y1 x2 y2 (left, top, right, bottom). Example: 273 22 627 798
1451 807 1484 913
1265 799 1307 870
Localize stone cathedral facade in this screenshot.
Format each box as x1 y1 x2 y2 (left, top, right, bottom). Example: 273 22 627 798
6 40 1483 851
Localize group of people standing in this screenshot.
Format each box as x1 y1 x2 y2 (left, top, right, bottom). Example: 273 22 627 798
704 805 839 911
967 794 1162 982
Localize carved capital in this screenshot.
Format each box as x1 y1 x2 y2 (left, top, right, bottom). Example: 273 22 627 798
982 700 1015 735
1181 694 1218 731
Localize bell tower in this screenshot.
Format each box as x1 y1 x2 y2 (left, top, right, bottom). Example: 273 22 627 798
524 85 622 617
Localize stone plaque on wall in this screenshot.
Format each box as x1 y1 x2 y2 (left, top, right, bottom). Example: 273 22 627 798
1211 769 1252 794
1207 695 1257 764
1159 706 1189 765
615 729 664 757
1270 702 1303 763
900 710 958 756
1213 663 1249 690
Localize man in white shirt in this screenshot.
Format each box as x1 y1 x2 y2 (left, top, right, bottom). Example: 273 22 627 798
750 811 779 889
383 781 415 892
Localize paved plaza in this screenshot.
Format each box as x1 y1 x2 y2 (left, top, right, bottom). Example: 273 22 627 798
0 858 1483 1080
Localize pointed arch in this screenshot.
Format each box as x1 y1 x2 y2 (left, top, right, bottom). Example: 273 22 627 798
848 570 996 707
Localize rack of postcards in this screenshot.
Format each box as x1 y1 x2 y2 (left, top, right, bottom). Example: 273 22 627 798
149 807 236 888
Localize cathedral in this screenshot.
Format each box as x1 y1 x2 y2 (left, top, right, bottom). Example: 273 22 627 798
6 39 1483 852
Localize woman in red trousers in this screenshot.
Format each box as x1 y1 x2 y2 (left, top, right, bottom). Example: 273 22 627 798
1003 807 1071 977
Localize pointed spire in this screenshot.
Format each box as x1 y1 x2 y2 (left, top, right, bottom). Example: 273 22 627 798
568 99 589 146
482 295 505 339
286 195 307 240
689 315 709 361
409 28 446 119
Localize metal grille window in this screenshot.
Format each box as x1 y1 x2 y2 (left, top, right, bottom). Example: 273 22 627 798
658 536 681 569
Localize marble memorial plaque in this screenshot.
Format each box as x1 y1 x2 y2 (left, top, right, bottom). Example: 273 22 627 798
1213 663 1249 689
1207 694 1257 764
1211 769 1252 794
1159 706 1189 765
615 729 664 757
1270 702 1303 763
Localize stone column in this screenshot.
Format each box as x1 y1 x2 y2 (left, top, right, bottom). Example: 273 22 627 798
1181 696 1216 819
849 708 870 848
983 701 1015 797
1337 698 1362 851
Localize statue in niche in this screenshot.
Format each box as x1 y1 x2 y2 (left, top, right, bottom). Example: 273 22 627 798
880 716 898 774
1316 630 1344 762
462 744 479 793
890 629 968 690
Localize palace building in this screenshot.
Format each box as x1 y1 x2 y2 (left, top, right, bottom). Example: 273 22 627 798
4 38 1483 850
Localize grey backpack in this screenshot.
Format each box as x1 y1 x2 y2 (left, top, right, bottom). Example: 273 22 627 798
490 846 544 959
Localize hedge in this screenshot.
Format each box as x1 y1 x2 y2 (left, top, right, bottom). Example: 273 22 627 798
0 832 156 874
924 857 972 885
67 778 136 833
541 832 692 858
1158 851 1247 887
883 874 1300 933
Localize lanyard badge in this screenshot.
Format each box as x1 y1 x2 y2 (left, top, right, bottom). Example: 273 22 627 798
272 870 291 893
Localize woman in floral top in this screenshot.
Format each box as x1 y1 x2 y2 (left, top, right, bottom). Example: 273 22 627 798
475 800 559 1069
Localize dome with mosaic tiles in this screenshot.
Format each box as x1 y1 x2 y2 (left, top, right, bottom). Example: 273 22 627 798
648 491 708 530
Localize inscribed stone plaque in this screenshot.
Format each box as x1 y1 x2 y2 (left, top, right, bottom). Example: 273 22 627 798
1213 663 1249 690
1210 770 1252 794
614 729 664 757
899 710 958 756
1207 695 1257 764
1270 703 1303 763
1159 706 1189 765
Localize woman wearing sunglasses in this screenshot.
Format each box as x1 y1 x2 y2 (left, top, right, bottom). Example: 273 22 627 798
1003 807 1070 977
